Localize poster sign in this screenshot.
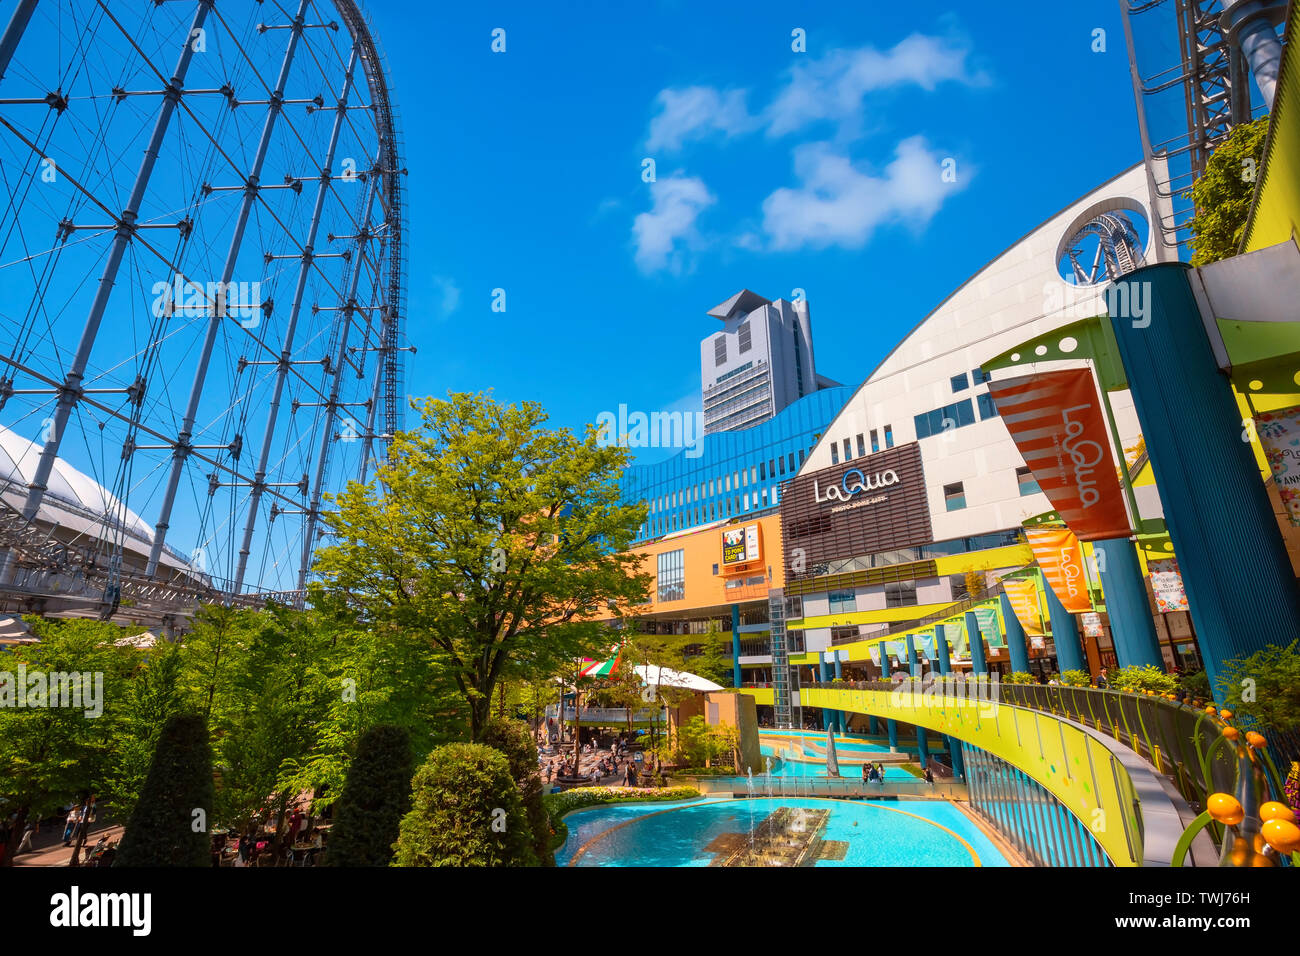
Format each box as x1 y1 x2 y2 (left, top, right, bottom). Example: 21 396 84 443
1081 612 1103 639
1256 403 1300 526
1147 558 1189 613
987 369 1131 540
721 523 761 565
1024 526 1091 613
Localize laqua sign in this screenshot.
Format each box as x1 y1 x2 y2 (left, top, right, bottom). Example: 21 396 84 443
813 468 900 504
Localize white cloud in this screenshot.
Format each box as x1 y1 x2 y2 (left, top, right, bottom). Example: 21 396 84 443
646 87 757 152
432 275 461 318
632 174 717 273
761 137 969 251
765 33 982 138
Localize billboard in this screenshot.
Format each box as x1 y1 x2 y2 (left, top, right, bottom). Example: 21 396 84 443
721 523 761 566
780 442 932 576
987 369 1131 541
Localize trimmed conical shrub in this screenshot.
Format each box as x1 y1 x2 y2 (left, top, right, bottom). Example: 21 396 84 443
393 743 535 867
115 713 214 867
326 725 413 867
481 718 552 865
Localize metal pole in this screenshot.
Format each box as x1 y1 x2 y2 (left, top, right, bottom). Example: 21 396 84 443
0 0 39 83
147 0 312 577
22 1 213 524
298 163 382 589
233 41 360 592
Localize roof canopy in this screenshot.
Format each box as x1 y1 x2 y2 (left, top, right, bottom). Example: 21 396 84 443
707 289 771 321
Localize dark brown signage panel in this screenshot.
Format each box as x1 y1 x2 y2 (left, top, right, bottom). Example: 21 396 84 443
779 442 932 579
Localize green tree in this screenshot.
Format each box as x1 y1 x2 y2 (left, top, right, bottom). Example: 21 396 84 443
114 713 215 867
326 724 413 867
1187 116 1270 266
0 620 130 866
314 392 650 740
1216 641 1300 733
393 742 535 866
480 717 552 865
103 640 185 824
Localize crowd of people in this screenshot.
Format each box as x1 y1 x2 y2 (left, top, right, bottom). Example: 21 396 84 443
538 731 666 789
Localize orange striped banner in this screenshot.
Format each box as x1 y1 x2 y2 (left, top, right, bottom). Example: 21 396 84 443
987 369 1130 540
1024 526 1092 613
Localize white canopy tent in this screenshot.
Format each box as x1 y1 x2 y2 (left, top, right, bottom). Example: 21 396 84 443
632 664 723 693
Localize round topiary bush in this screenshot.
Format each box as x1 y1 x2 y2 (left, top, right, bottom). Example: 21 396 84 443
326 724 413 867
114 712 215 867
480 718 551 865
393 742 536 867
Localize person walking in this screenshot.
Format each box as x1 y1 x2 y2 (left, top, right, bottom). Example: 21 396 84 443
63 806 80 846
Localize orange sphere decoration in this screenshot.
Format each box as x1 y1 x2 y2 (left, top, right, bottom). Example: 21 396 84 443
1205 706 1217 714
1245 731 1267 749
1221 726 1240 741
1260 801 1298 824
1250 853 1277 867
1230 837 1250 866
1220 710 1233 720
1261 819 1300 855
1207 793 1245 826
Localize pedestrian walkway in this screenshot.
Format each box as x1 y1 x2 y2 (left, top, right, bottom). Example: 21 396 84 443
11 822 122 867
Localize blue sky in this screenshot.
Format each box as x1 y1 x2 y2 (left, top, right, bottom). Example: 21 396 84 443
379 0 1143 465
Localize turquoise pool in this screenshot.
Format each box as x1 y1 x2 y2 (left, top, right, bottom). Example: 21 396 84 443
556 797 1009 867
757 744 913 780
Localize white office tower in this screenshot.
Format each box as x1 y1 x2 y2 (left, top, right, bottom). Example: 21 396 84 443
700 290 839 435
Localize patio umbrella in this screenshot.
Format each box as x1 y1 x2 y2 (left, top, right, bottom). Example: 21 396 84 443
631 665 723 692
578 650 621 678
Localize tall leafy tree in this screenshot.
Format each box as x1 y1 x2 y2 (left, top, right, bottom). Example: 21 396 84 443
1187 115 1270 266
314 392 650 740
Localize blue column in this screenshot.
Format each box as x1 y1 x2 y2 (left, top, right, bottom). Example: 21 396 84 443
906 634 920 677
818 657 831 730
869 716 879 735
1110 264 1300 690
887 719 898 753
935 624 952 674
917 728 930 769
878 640 889 678
1000 591 1030 673
965 611 987 674
1094 538 1163 669
1043 579 1085 673
731 604 741 688
832 651 845 733
935 624 962 777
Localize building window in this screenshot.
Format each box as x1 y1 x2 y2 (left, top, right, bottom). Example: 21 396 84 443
951 372 969 393
798 449 805 465
884 426 894 448
949 574 971 601
778 456 786 476
657 549 685 602
944 481 967 511
856 433 866 457
884 581 918 608
842 438 852 461
760 461 766 480
788 452 796 471
1017 466 1040 496
870 429 879 453
713 336 726 366
830 444 839 465
785 595 803 618
738 321 752 353
977 392 998 420
914 400 975 440
829 589 857 613
972 366 991 385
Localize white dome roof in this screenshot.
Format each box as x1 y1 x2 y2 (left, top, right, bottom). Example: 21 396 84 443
0 424 160 555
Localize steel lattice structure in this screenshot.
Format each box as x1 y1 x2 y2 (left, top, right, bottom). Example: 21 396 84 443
0 0 407 625
1120 0 1284 256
